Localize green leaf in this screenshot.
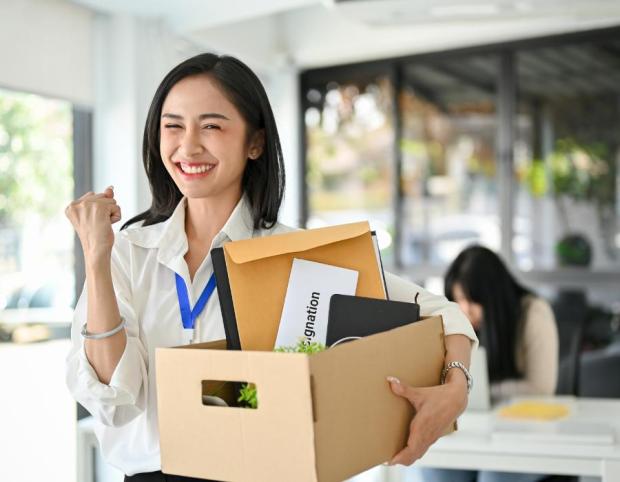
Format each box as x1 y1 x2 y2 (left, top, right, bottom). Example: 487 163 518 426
237 340 327 408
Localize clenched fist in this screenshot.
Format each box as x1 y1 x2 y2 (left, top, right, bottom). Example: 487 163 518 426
65 186 122 261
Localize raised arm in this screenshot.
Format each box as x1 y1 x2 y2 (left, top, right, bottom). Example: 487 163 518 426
65 187 126 384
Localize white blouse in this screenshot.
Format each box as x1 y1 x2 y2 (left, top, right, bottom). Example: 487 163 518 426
66 195 477 476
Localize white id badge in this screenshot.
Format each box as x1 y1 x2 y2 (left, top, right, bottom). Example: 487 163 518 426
183 328 195 345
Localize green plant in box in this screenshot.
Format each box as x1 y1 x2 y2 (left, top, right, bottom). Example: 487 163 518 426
237 382 258 409
237 339 327 409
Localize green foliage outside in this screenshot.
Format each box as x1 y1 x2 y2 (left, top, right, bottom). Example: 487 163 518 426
237 339 327 409
306 81 393 212
522 138 613 203
0 89 73 225
548 138 613 207
521 138 615 234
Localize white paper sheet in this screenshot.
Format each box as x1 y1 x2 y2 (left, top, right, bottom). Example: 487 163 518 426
274 258 358 349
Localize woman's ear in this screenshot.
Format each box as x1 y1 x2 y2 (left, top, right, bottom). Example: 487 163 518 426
247 129 265 160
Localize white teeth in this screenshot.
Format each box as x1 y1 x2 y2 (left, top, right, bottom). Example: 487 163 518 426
179 163 214 174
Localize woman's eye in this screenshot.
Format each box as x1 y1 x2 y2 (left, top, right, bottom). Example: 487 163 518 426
202 124 220 130
164 124 182 129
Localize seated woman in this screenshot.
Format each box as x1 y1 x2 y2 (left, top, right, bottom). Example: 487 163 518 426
414 245 559 482
446 245 559 399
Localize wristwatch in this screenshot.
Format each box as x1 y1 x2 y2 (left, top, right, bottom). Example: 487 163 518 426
441 361 473 393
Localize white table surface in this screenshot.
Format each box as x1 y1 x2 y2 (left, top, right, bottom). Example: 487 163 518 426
78 396 620 482
414 396 620 482
0 339 76 482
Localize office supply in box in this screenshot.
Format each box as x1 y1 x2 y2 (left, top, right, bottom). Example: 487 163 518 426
211 221 386 351
275 258 359 349
326 294 420 346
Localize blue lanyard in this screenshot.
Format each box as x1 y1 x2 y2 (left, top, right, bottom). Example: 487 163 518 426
175 272 217 330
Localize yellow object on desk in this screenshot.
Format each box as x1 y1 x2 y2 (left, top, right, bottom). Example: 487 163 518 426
498 400 570 420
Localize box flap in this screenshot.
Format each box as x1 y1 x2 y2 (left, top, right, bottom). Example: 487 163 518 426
224 221 370 264
172 339 227 350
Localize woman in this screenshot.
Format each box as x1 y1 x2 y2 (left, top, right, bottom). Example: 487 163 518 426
446 245 558 399
65 53 478 481
416 245 559 482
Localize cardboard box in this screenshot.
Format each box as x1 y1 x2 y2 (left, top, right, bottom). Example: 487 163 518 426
156 316 449 482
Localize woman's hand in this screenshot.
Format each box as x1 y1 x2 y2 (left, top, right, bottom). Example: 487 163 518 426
65 186 122 261
387 373 468 466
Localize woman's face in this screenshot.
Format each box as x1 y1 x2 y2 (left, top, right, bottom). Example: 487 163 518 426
159 74 264 201
452 282 483 330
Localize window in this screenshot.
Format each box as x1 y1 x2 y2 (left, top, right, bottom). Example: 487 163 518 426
399 55 500 266
0 88 75 325
301 27 620 308
514 39 620 271
303 72 396 263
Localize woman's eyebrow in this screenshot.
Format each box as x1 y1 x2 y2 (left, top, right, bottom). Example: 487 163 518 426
161 112 230 121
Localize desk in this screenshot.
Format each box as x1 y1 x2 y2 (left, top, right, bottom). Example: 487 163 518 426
414 397 620 482
0 339 75 482
77 397 620 482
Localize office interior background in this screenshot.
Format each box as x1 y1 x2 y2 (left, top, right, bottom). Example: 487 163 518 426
1 0 619 481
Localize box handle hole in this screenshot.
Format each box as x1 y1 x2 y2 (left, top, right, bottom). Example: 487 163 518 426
201 380 258 409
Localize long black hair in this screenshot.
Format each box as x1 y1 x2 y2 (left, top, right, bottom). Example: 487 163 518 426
444 246 532 382
122 53 285 230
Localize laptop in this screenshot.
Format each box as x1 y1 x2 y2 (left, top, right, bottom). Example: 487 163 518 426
466 346 491 411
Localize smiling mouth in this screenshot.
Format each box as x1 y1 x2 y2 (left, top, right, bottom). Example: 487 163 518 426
174 162 216 175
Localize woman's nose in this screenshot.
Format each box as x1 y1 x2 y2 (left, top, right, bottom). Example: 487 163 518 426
179 128 204 157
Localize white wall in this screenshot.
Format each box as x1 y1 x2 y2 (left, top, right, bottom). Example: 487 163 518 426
92 14 203 218
263 65 302 228
0 340 76 482
0 0 93 106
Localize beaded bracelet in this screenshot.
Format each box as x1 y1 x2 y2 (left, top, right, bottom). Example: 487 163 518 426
440 361 473 393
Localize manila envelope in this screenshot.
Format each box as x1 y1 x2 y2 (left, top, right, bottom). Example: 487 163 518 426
221 221 386 351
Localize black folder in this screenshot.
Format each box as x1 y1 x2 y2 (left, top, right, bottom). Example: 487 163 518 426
211 247 242 350
326 294 420 347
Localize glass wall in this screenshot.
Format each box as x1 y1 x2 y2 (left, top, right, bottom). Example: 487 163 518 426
303 72 396 262
302 28 620 295
0 88 74 325
514 39 620 271
399 55 500 266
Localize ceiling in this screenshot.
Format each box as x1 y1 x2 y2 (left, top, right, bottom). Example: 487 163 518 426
68 0 620 68
402 38 620 106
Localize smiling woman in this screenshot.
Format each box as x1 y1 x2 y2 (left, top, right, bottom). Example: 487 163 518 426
158 75 264 207
65 53 291 482
120 54 284 234
64 52 477 482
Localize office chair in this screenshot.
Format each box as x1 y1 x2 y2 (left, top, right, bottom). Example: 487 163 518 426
577 342 620 398
553 291 589 395
554 292 615 396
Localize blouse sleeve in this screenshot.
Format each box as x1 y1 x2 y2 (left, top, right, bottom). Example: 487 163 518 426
65 235 149 428
384 271 478 349
491 297 559 398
